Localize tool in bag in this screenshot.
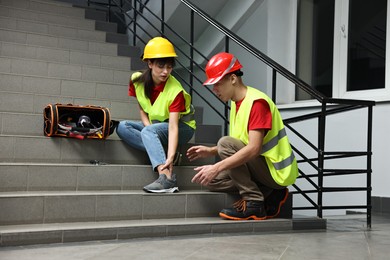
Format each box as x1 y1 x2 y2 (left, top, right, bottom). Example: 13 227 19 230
44 103 118 140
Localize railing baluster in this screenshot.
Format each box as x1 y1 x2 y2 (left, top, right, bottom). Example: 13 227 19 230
108 0 111 22
133 0 137 45
367 105 373 229
272 69 277 102
190 10 194 98
317 102 327 219
161 0 165 35
224 36 230 136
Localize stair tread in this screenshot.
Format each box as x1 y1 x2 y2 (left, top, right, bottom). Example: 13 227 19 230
0 217 292 233
0 190 213 197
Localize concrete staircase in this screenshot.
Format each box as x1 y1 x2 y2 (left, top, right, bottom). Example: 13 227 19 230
0 0 324 247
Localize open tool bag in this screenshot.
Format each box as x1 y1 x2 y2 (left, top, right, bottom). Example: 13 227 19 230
44 103 115 140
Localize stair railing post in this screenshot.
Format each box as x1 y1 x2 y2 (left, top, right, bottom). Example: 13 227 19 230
133 0 137 46
190 9 194 97
108 0 112 22
317 101 327 219
161 0 165 35
367 105 373 229
272 69 277 102
223 36 230 136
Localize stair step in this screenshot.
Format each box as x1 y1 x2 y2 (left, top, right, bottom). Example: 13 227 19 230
0 135 148 164
0 217 317 246
106 32 128 45
84 6 107 22
0 190 234 225
0 27 118 56
95 20 118 34
0 111 128 137
0 56 130 85
0 3 94 30
195 124 222 144
0 70 134 104
0 135 214 164
0 0 85 19
0 41 132 70
0 2 132 53
0 163 202 192
0 15 107 43
0 90 135 120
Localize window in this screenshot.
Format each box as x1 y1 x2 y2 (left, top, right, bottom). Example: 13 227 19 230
296 0 388 102
347 0 386 92
296 0 335 100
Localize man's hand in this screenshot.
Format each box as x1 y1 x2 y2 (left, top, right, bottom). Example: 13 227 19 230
191 165 219 186
186 145 216 161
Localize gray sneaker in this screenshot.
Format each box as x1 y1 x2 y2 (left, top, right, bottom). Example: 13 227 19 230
143 174 179 193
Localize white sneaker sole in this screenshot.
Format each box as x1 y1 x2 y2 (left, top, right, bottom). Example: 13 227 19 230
143 187 179 193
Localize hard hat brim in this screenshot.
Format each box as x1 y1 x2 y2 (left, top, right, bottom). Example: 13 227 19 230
203 75 223 85
142 53 178 61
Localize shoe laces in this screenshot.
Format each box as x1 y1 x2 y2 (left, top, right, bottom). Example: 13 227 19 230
233 199 247 212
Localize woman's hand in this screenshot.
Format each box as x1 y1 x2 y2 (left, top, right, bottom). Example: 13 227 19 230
160 154 175 173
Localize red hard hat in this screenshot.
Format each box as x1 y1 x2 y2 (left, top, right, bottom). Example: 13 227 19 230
203 52 243 85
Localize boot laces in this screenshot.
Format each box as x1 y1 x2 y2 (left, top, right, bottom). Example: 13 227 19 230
233 199 247 212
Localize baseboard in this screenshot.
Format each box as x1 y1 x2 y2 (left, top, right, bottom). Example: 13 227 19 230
372 196 390 214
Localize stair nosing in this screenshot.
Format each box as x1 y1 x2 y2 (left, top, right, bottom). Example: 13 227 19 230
0 189 215 197
0 217 292 233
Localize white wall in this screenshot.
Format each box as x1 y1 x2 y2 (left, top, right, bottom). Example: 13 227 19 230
370 102 390 197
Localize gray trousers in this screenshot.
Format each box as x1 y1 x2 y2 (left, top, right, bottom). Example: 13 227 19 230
207 136 284 202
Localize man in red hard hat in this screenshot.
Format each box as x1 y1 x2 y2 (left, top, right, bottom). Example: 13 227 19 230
187 52 298 220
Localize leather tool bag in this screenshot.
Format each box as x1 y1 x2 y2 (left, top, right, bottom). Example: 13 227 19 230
43 103 115 140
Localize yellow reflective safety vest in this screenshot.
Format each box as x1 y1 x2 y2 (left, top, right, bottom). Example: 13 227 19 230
229 86 298 186
131 72 196 129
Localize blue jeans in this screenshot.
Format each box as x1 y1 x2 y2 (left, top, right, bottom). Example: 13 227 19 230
116 120 195 171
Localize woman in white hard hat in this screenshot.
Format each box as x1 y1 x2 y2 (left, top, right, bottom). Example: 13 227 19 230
117 37 196 193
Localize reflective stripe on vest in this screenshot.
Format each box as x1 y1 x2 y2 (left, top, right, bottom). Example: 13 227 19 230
262 127 296 171
262 128 287 153
273 151 296 170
